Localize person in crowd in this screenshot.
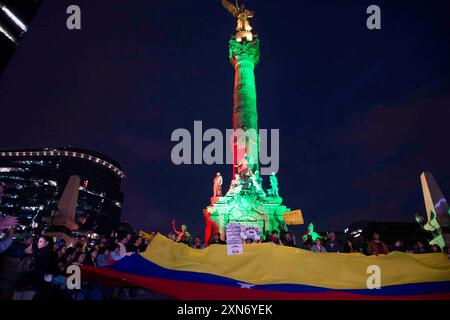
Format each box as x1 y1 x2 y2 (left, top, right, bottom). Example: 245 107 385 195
85 249 98 267
280 232 296 247
99 236 108 248
92 244 100 253
56 246 66 261
192 236 205 249
310 238 327 253
443 247 450 259
54 237 66 251
0 215 18 254
430 244 442 253
262 232 271 243
79 236 88 250
361 240 369 255
301 235 313 250
171 220 192 245
244 238 254 244
96 247 111 267
367 232 389 256
73 253 86 266
126 235 135 252
0 215 17 230
209 232 226 245
390 239 405 252
6 233 34 260
13 235 55 300
75 242 84 254
109 244 123 262
64 247 78 265
179 233 192 246
324 232 342 253
412 241 428 254
138 238 148 252
343 239 358 253
53 246 75 289
118 236 132 257
167 232 177 241
0 228 14 254
128 237 142 253
270 230 280 245
139 238 150 252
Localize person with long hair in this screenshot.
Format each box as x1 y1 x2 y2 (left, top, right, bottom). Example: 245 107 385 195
343 238 358 253
13 235 55 300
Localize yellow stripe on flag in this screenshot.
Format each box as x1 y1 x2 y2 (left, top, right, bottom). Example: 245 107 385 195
140 234 450 290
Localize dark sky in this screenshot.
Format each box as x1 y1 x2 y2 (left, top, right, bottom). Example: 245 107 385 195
0 0 449 237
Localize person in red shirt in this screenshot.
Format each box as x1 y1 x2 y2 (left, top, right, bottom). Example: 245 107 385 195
367 232 389 256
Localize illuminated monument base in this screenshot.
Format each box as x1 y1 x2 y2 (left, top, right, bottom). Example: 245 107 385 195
204 192 290 243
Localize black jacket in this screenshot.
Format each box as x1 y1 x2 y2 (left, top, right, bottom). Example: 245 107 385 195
18 246 54 290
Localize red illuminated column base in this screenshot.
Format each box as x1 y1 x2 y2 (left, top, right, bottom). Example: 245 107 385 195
203 209 219 247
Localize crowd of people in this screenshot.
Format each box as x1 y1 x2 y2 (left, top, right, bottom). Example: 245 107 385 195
0 216 157 300
1 215 449 300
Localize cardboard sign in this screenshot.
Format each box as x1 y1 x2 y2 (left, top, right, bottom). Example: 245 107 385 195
283 210 304 225
226 222 243 255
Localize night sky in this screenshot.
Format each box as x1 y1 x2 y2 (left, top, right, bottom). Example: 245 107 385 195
0 0 449 237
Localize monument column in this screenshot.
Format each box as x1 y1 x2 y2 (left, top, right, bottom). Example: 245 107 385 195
229 38 260 176
203 1 302 246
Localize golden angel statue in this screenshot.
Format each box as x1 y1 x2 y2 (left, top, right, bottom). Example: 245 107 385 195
221 0 255 41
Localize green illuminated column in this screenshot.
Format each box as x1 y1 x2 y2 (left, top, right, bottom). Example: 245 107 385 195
229 38 260 176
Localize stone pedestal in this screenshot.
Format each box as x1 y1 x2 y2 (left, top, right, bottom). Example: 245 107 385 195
204 192 290 243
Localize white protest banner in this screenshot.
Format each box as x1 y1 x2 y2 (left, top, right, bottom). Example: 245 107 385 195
240 224 261 241
226 222 243 255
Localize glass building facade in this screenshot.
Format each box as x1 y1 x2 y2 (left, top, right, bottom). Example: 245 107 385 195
0 147 125 235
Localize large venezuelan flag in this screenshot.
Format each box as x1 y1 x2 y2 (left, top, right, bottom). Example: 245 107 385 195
82 234 450 300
